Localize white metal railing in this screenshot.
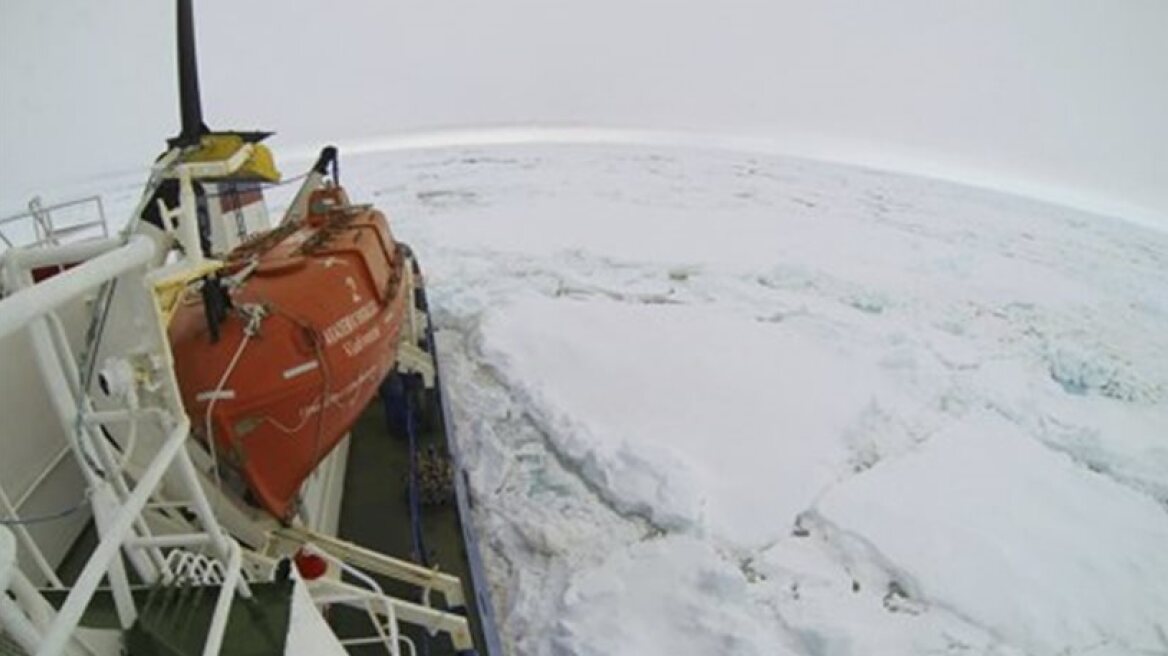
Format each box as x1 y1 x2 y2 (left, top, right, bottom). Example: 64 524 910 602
0 472 66 589
243 540 477 655
0 195 109 252
0 236 152 340
1 526 65 655
0 146 488 655
270 526 466 609
302 544 406 655
306 578 474 653
0 227 251 656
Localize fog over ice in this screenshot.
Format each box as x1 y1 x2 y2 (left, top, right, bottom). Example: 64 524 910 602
2 0 1166 228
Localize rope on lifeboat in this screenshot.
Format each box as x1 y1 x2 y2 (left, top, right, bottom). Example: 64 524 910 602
202 304 268 503
199 300 333 524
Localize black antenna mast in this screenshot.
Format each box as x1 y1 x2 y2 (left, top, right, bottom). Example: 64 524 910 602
172 0 209 147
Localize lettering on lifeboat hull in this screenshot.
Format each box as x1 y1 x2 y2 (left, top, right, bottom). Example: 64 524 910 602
169 188 407 520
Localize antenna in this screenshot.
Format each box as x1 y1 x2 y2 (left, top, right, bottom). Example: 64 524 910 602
172 0 208 147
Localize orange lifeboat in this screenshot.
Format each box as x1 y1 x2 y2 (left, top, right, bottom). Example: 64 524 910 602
169 185 408 520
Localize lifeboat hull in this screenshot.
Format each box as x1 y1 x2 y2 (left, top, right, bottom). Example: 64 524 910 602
170 188 408 520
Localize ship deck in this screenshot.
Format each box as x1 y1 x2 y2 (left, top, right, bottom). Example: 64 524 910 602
330 380 495 655
46 375 495 655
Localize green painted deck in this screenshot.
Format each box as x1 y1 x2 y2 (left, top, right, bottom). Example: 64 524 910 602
41 581 293 656
331 385 492 654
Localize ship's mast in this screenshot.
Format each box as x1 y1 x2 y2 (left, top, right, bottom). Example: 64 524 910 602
172 0 208 147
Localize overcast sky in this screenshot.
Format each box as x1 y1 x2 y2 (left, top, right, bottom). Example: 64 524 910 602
2 1 1165 226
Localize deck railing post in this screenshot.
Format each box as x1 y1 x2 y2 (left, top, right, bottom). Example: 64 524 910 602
36 420 189 656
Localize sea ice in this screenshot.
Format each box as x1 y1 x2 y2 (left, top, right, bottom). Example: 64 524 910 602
817 418 1168 654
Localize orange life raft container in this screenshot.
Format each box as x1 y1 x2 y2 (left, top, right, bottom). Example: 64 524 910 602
169 186 409 520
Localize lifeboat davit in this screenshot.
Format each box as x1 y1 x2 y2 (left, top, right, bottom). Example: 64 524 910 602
170 185 409 520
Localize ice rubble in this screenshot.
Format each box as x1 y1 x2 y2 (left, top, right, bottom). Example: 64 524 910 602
468 293 1168 655
553 535 794 656
360 144 1168 655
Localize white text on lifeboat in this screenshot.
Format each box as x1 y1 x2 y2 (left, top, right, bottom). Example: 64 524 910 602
323 301 379 346
343 326 382 358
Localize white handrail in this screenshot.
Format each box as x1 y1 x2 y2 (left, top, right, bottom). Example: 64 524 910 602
6 237 122 270
0 195 109 253
0 235 155 340
1 161 270 656
0 528 39 652
0 592 42 655
272 526 465 607
203 540 243 656
303 544 399 654
0 195 107 229
308 581 475 652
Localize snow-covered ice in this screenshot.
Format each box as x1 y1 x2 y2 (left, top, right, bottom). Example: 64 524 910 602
554 534 793 656
476 296 883 547
51 142 1168 655
817 417 1168 653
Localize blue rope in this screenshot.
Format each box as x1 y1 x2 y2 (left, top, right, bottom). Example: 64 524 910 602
403 385 430 569
380 376 430 568
407 395 435 656
382 375 433 656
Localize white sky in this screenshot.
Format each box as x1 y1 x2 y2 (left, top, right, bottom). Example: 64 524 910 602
1 0 1165 226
